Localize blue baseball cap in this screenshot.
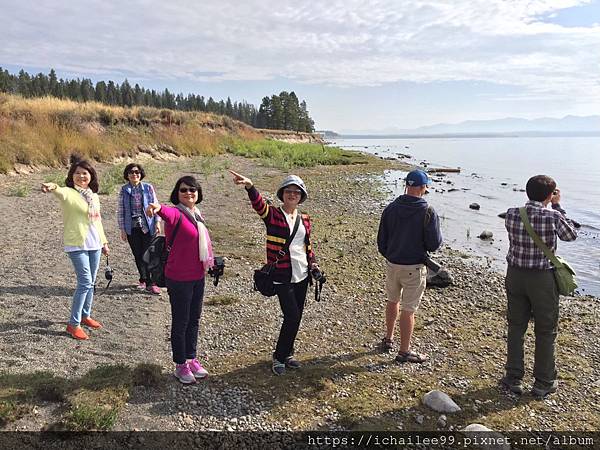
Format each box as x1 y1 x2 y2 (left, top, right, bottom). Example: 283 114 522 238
405 169 431 187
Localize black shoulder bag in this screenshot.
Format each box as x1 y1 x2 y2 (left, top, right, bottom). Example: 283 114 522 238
253 213 300 297
143 212 182 288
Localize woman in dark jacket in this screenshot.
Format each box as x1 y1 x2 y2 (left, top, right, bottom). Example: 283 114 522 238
230 170 319 376
118 163 161 294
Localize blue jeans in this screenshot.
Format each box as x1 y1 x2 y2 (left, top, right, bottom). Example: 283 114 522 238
67 249 101 326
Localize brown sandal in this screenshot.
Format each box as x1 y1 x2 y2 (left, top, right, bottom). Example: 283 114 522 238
395 350 428 363
380 337 394 352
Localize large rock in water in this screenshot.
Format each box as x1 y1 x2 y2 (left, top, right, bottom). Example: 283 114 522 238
426 268 453 288
479 230 493 240
422 390 461 413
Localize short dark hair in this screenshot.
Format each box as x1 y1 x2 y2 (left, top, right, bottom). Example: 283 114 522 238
65 155 99 193
169 176 203 205
526 175 556 202
123 163 146 181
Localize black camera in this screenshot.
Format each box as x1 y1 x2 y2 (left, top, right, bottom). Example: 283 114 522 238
208 256 225 286
311 267 326 283
104 255 113 281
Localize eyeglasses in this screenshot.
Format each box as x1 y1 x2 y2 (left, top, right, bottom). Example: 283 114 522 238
128 170 141 175
284 189 302 195
179 187 197 194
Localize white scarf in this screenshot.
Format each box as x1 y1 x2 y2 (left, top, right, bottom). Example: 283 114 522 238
176 204 213 267
75 186 101 222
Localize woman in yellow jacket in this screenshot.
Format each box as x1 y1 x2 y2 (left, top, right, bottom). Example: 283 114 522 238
42 156 110 340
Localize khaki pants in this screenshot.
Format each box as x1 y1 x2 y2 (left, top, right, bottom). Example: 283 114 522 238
385 262 427 312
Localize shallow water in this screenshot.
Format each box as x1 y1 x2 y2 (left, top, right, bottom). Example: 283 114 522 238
334 137 600 296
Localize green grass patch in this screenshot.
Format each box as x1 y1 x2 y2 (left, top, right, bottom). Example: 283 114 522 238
0 400 31 426
183 155 231 178
205 294 240 306
98 164 126 195
43 171 67 186
224 138 371 169
0 363 159 430
64 402 120 431
132 363 163 387
7 184 31 197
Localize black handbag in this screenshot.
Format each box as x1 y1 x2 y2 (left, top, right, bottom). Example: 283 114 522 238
143 212 182 288
253 213 300 297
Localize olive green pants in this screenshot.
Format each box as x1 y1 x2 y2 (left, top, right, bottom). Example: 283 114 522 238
505 266 559 387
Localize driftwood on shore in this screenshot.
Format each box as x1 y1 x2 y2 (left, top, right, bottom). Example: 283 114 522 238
427 167 461 173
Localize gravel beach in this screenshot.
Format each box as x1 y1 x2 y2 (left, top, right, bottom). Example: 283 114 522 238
0 153 598 434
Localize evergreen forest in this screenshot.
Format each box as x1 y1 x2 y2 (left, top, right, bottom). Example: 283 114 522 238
0 67 315 132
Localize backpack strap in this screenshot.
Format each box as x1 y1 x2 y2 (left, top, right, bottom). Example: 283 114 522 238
518 207 563 268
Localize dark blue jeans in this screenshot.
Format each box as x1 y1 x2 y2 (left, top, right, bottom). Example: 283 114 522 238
273 277 309 363
166 277 205 364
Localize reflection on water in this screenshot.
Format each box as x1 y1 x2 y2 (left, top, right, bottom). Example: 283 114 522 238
335 137 600 297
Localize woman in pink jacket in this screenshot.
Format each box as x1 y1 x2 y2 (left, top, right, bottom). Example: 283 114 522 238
147 176 214 384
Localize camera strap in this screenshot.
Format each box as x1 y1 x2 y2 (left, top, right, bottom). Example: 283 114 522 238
273 211 301 267
96 254 113 296
314 276 324 302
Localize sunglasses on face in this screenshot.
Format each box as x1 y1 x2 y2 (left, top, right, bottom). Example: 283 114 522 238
179 187 197 194
284 189 302 195
128 170 141 175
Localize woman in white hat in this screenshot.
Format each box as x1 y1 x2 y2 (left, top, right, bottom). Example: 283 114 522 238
230 170 320 375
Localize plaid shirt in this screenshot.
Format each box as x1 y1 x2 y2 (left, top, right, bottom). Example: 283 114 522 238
505 200 577 269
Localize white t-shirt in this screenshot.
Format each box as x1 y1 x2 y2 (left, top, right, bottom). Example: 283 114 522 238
280 209 309 283
64 223 102 252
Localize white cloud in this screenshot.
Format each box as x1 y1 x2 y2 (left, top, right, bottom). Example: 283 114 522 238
1 0 599 103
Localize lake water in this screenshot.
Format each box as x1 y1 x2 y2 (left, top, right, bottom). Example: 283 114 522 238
333 137 600 297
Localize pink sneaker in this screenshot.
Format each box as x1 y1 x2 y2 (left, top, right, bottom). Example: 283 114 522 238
174 363 196 384
147 284 161 295
187 358 208 379
137 281 147 290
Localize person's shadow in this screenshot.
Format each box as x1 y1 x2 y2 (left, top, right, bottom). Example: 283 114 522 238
0 285 73 297
0 319 65 337
145 348 383 420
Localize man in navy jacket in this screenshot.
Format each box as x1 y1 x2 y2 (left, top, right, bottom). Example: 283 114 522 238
377 169 443 363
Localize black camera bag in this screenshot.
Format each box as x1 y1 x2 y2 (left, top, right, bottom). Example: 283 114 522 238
253 213 300 297
143 212 182 288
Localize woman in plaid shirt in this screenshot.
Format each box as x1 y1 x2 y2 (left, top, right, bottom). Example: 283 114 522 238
501 175 577 398
117 163 161 295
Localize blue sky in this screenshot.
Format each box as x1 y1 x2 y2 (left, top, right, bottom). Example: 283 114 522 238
2 0 599 132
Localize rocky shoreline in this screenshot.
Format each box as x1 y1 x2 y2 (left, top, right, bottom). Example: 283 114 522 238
0 153 598 434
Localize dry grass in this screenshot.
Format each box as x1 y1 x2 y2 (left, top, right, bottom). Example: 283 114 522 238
0 93 259 173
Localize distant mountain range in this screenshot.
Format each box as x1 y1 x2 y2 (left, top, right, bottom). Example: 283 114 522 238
337 115 600 137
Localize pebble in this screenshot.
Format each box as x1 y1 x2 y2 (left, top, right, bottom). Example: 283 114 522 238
437 414 447 427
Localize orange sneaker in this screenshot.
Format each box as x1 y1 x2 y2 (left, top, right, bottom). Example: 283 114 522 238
66 324 89 340
81 317 102 329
